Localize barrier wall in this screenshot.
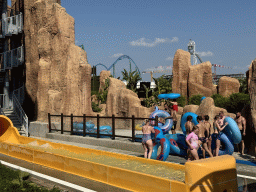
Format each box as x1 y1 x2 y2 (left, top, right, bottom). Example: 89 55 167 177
0 115 238 192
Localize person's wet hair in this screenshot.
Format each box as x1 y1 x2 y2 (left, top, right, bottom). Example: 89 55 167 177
214 115 220 120
204 115 209 121
197 116 203 122
192 126 199 132
187 115 192 121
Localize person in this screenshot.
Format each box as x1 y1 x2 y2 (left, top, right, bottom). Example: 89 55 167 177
185 115 193 160
197 116 213 158
218 111 226 127
142 120 155 159
186 126 200 161
212 115 229 157
204 115 213 154
164 100 177 134
170 99 178 134
185 115 193 135
234 112 246 155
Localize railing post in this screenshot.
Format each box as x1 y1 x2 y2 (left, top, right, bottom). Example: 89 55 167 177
97 114 100 138
71 113 73 135
83 114 86 137
112 115 115 140
48 113 51 133
61 113 64 134
155 116 158 126
132 115 135 142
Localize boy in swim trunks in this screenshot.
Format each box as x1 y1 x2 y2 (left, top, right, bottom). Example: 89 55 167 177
234 112 246 155
197 116 213 158
142 120 155 159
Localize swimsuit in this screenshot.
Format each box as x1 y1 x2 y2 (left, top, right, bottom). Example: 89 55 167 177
186 132 198 150
240 130 245 140
212 133 221 141
172 105 178 112
171 121 177 130
142 134 151 143
199 137 207 143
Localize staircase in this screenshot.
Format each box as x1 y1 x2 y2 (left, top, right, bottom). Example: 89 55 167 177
2 109 27 136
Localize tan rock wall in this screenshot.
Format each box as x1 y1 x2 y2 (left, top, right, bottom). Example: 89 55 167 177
24 0 93 121
188 61 216 97
99 70 111 92
172 49 191 97
218 76 240 97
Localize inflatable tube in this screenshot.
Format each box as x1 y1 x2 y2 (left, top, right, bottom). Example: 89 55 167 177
200 96 206 102
149 109 173 134
223 117 242 144
151 127 171 161
180 112 198 135
158 93 181 100
211 132 234 156
73 121 95 130
165 134 187 156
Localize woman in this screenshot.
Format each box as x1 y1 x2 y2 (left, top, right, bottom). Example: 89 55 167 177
186 126 200 161
212 115 228 157
142 120 155 159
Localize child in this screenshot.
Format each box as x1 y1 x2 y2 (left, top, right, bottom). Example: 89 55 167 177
186 126 200 161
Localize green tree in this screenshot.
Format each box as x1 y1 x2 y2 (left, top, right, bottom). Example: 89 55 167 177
211 94 229 109
226 93 250 113
79 44 85 50
238 78 248 94
121 69 142 92
153 76 172 94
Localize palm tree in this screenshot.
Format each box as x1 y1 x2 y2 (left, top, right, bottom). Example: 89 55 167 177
153 75 172 94
121 69 142 92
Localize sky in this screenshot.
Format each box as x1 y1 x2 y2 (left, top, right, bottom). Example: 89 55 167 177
61 0 255 81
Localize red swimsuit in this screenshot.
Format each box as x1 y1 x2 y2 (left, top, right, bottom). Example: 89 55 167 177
172 105 178 112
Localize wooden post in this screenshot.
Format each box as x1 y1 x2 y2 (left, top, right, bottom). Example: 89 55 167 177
112 115 115 140
83 114 86 137
97 114 100 138
48 113 51 133
132 115 135 142
155 116 158 126
61 113 64 134
71 114 73 135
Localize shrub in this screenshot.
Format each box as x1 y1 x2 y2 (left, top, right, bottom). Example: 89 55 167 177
92 102 102 112
188 94 203 105
211 94 229 109
226 93 250 113
177 95 186 107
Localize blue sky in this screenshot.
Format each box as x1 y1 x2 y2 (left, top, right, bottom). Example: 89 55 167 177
62 0 255 81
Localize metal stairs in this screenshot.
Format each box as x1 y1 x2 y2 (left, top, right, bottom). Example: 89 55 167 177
2 109 27 136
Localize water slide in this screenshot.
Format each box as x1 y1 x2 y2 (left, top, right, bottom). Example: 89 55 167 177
0 115 238 192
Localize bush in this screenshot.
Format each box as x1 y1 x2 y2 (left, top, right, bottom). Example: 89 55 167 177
226 93 250 113
188 94 203 105
92 102 102 112
177 95 186 107
211 94 229 109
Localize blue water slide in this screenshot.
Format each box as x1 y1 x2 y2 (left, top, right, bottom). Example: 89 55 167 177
158 93 181 100
180 112 198 135
223 117 242 144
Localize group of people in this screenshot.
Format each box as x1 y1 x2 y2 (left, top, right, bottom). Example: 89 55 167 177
141 107 246 160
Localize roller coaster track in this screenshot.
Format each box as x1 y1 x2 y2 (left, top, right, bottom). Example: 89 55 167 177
95 55 141 78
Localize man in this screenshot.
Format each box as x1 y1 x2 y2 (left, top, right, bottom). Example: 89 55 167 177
204 115 213 154
197 116 213 158
234 112 246 155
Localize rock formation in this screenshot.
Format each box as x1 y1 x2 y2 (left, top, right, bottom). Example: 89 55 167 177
172 49 191 97
218 76 240 97
99 70 111 92
188 61 216 97
24 0 93 121
105 78 151 118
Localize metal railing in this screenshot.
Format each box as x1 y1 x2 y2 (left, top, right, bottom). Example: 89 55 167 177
13 85 25 105
1 46 24 71
12 93 28 137
0 94 6 109
2 12 23 37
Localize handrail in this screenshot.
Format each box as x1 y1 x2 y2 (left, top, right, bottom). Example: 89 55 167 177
1 45 24 71
12 93 28 137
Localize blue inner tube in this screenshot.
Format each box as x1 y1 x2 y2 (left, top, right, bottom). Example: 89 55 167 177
200 96 206 102
158 93 181 100
211 132 234 155
223 117 242 144
165 134 187 156
180 112 198 135
149 110 173 134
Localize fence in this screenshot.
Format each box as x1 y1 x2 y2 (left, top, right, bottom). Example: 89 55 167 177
48 113 159 142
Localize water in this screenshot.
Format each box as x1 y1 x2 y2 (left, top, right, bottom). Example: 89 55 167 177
23 141 185 182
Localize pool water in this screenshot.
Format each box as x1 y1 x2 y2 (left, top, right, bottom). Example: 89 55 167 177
21 141 185 182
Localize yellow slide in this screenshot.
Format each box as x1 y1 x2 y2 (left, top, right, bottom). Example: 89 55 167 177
0 115 238 192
